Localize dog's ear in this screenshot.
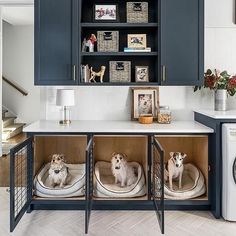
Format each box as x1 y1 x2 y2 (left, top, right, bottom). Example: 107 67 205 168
111 152 117 157
169 152 174 158
122 153 128 160
60 154 65 162
181 153 187 159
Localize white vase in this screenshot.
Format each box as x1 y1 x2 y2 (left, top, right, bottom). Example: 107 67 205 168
214 89 227 111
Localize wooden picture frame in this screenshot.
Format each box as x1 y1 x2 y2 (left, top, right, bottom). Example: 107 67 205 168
94 4 119 22
131 87 159 121
135 66 149 82
127 34 147 48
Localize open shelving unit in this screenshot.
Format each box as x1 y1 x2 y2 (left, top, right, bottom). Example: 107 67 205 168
80 0 159 85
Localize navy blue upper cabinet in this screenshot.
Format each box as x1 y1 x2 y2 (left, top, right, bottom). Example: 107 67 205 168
35 0 79 85
160 0 204 86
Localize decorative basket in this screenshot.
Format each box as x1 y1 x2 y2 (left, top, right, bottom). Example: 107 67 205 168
97 31 119 52
127 2 148 23
109 61 131 82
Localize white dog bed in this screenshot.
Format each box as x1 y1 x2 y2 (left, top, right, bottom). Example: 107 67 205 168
94 161 146 198
155 163 206 200
34 163 85 198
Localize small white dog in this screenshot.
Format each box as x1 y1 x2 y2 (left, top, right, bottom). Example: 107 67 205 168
164 152 187 191
48 154 71 188
138 95 152 115
111 153 137 187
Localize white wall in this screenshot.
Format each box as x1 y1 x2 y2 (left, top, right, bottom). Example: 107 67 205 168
41 0 236 122
2 21 40 123
0 7 2 156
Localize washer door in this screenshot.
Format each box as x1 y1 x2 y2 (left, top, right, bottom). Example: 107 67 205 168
233 157 236 184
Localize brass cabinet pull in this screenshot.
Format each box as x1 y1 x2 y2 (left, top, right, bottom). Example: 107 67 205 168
73 65 76 81
162 65 166 82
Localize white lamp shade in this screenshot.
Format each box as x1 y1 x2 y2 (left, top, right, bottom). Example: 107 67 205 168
56 89 75 106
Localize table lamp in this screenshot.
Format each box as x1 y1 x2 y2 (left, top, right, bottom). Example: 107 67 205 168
56 89 75 125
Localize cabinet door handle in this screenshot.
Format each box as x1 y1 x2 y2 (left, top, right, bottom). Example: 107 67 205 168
73 65 76 81
162 65 166 82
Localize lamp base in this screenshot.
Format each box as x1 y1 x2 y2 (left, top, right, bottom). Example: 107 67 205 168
59 120 71 125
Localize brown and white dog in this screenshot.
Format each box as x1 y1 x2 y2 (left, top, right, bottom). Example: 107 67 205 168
111 153 137 187
48 154 71 188
164 152 187 191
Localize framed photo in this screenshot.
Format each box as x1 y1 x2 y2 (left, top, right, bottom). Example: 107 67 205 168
94 4 118 22
127 34 147 48
131 87 159 120
135 66 149 82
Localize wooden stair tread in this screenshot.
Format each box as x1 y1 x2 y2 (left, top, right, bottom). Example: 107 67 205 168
3 123 25 131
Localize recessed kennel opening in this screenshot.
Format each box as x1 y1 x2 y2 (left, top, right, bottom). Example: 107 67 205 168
156 135 209 200
93 135 148 200
33 135 87 199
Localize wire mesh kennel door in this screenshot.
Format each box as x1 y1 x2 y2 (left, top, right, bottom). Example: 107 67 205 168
10 137 33 232
152 137 165 234
85 136 94 234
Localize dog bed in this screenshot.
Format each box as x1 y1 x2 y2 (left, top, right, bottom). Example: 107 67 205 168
34 163 85 198
94 161 146 198
155 163 206 200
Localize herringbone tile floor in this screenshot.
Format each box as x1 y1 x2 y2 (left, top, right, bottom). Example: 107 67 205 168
1 188 236 236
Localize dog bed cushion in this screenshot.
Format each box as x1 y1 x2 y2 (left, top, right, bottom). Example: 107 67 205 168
34 163 85 198
155 163 206 200
94 161 146 198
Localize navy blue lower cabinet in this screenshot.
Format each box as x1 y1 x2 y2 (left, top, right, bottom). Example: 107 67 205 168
160 0 204 85
34 0 79 85
194 112 236 218
10 133 217 234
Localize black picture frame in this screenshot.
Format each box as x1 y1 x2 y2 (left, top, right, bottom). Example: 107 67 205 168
93 3 119 22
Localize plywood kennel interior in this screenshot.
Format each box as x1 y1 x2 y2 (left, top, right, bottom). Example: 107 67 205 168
33 135 87 179
156 135 209 200
93 136 148 200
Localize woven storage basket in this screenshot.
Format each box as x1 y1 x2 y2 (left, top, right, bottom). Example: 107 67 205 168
109 61 131 82
127 2 148 23
97 31 119 52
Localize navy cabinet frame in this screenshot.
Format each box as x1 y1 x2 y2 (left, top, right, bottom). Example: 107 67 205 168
10 132 214 234
34 0 204 86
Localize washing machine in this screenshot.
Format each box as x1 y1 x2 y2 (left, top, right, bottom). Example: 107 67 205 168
222 124 236 221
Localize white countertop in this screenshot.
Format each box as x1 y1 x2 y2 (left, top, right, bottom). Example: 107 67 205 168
194 109 236 119
23 120 214 134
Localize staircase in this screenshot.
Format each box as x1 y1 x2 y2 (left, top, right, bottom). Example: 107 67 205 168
2 109 25 141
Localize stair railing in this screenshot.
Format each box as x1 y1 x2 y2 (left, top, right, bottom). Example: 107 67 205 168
2 76 28 96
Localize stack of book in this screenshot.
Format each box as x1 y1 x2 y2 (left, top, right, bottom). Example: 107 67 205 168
124 47 151 52
80 64 90 83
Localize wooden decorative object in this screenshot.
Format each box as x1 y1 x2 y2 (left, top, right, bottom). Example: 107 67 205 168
89 66 106 83
138 115 153 124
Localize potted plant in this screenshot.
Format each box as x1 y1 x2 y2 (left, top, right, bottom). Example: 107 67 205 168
194 69 236 111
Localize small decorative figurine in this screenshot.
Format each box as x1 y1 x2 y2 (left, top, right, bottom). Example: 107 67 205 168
89 66 106 83
82 34 97 52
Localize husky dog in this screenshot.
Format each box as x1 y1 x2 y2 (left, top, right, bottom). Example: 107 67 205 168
164 152 187 191
138 95 152 115
48 154 71 188
111 153 137 187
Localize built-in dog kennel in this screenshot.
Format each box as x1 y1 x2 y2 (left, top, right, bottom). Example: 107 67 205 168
93 136 148 199
33 136 87 198
155 135 208 200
